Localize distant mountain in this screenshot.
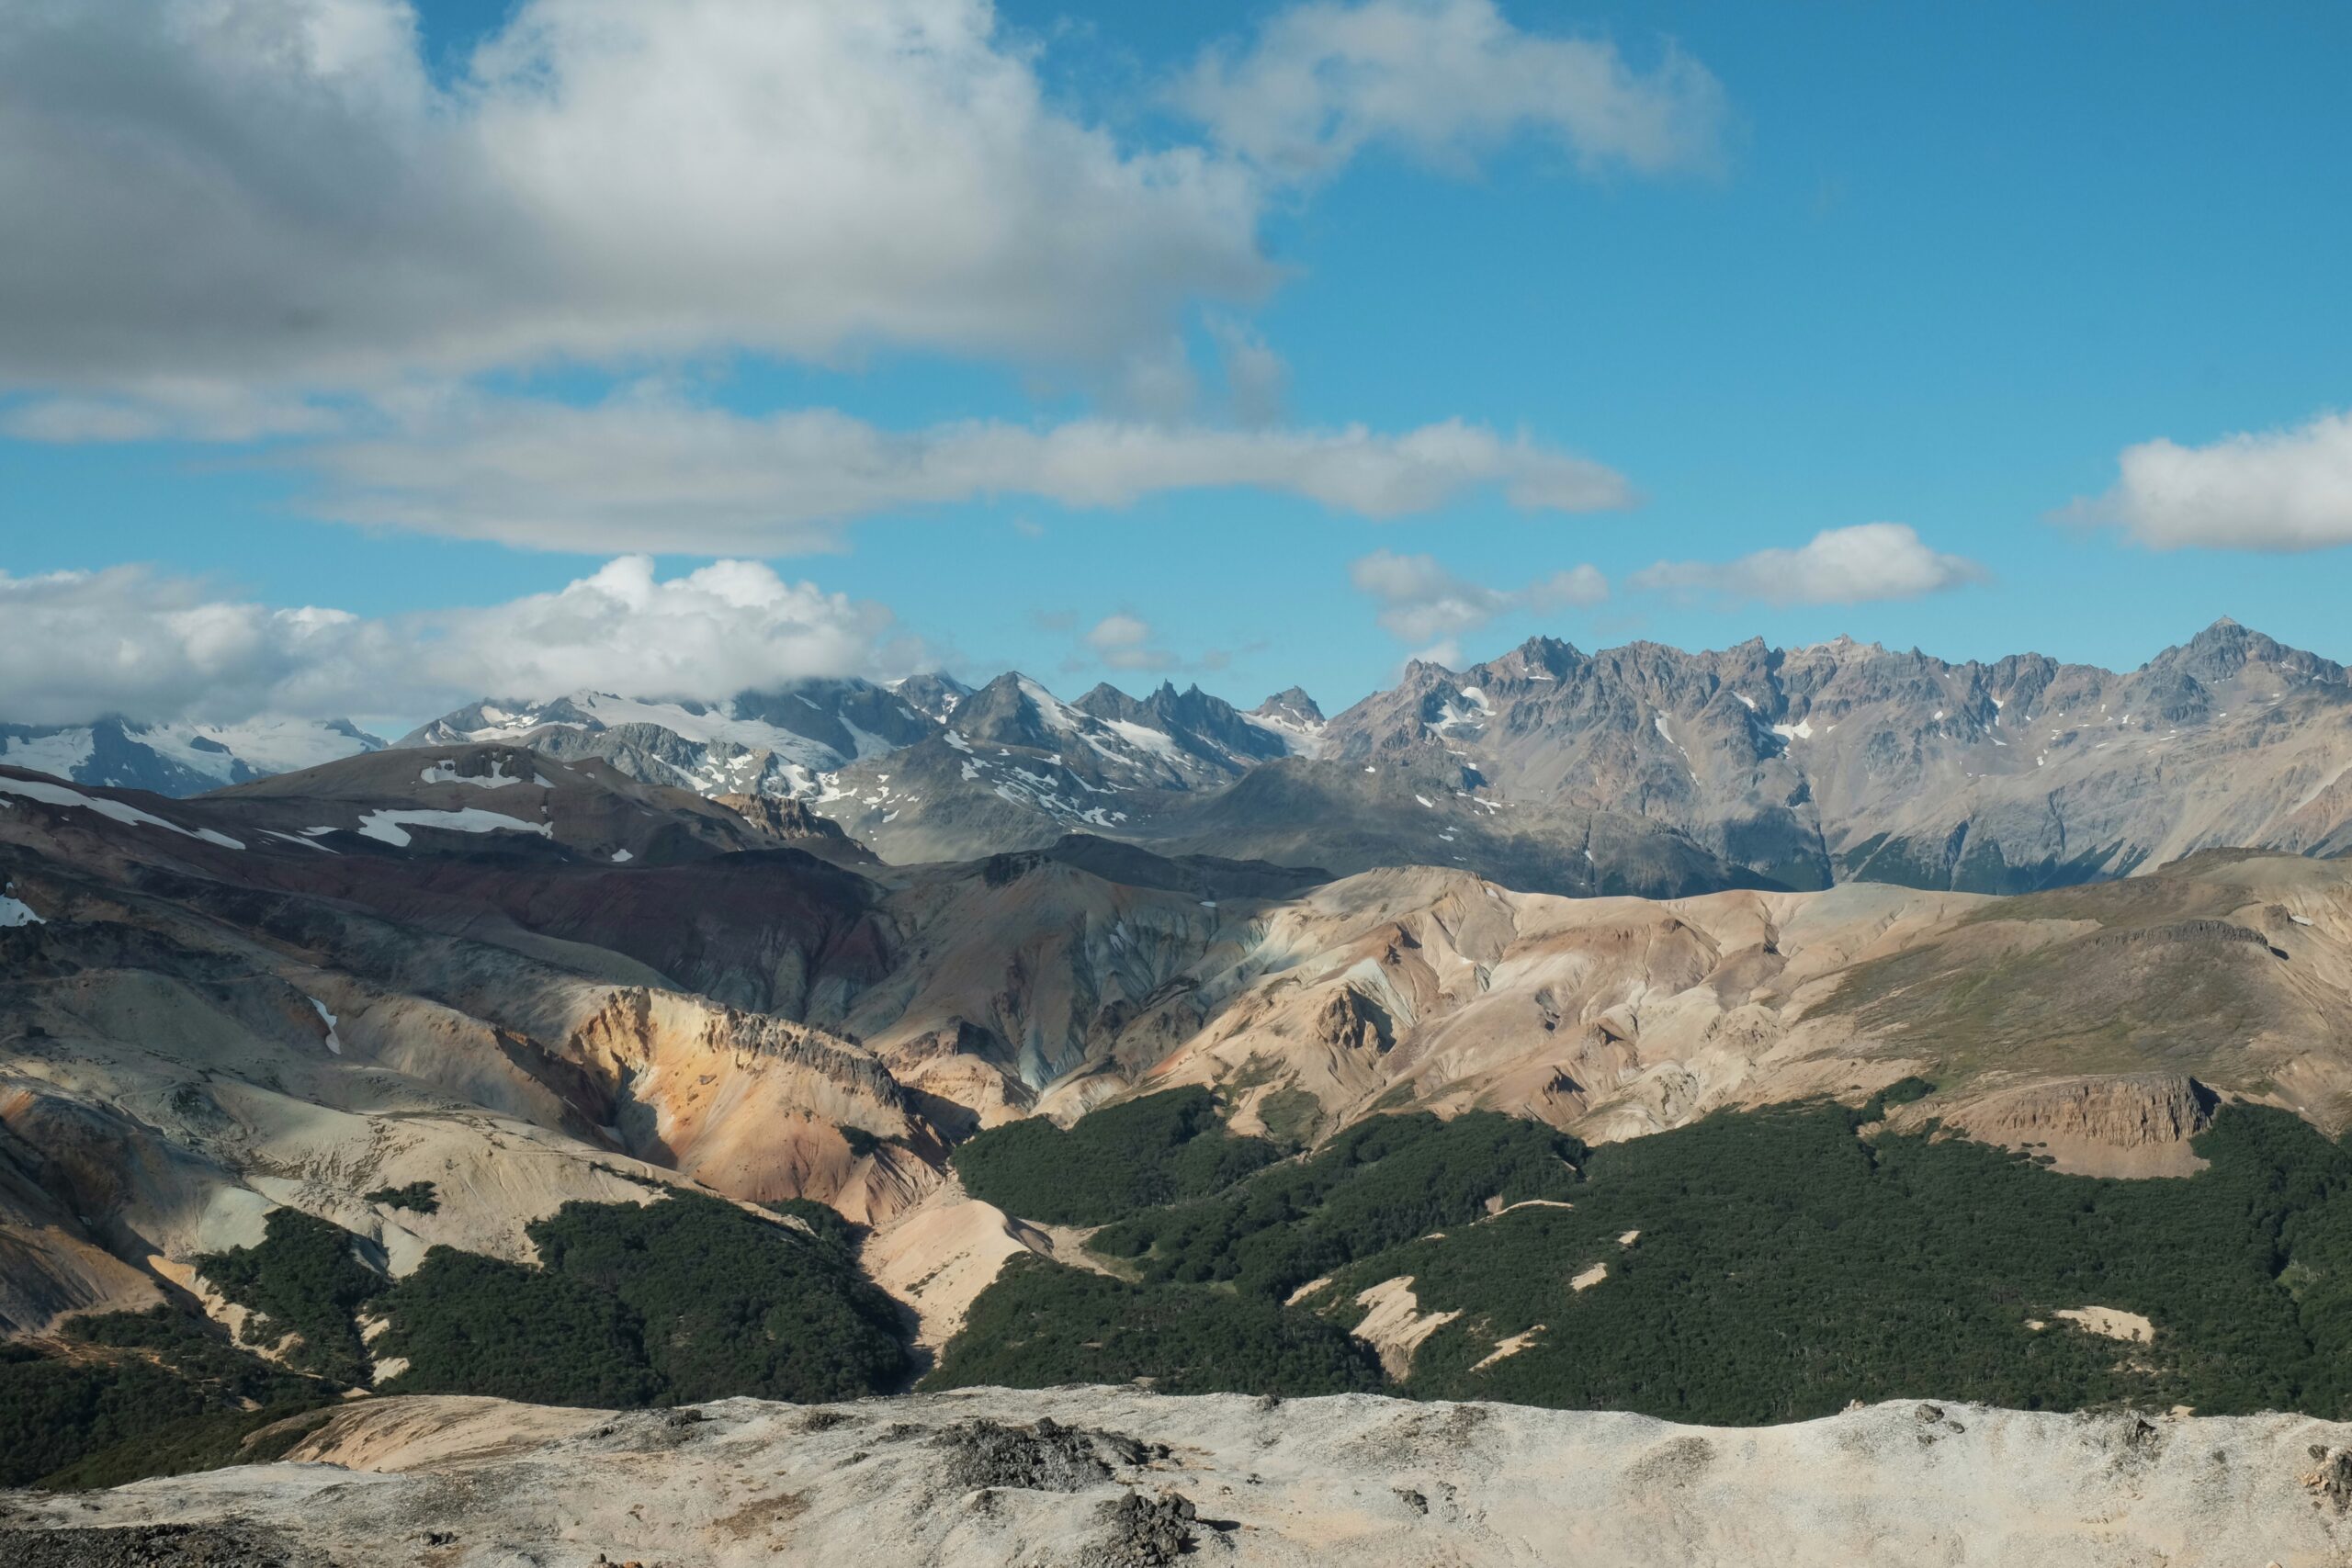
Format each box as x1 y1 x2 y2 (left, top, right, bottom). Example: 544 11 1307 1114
398 681 940 798
1293 616 2352 894
14 619 2350 898
0 716 381 796
809 673 1313 863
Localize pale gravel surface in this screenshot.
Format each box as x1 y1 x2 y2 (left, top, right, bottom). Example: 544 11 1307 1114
4 1388 2350 1566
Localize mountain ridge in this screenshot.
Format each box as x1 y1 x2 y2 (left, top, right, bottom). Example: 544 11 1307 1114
8 618 2350 902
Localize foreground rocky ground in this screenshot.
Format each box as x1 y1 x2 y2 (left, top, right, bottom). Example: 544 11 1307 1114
4 1388 2348 1567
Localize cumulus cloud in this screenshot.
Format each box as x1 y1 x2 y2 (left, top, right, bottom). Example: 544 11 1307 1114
0 558 916 728
0 0 1724 406
1627 523 1987 606
1350 548 1607 651
1174 0 1726 182
2064 410 2352 551
0 0 1272 395
288 393 1635 552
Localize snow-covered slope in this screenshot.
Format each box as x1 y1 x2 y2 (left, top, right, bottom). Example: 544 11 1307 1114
809 673 1311 860
401 682 939 799
0 716 382 796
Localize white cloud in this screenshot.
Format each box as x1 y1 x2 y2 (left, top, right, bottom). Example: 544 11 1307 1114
1174 0 1726 182
0 558 916 728
1627 523 1987 606
0 0 1724 418
2064 409 2352 551
1351 548 1607 649
1086 614 1153 652
288 393 1634 552
0 0 1272 394
1081 614 1178 672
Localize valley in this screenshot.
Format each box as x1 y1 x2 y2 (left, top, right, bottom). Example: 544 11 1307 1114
3 621 2351 1556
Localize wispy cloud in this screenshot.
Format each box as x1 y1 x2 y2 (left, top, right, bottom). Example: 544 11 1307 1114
278 393 1634 553
1351 548 1607 665
1173 0 1726 183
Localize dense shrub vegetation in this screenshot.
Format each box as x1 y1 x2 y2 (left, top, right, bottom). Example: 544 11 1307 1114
193 1190 912 1414
926 1111 1582 1398
925 1254 1382 1395
933 1100 2352 1422
951 1087 1283 1224
376 1191 910 1406
195 1208 381 1384
363 1180 440 1213
368 1248 662 1407
0 1309 331 1488
1396 1101 2352 1423
1091 1111 1585 1300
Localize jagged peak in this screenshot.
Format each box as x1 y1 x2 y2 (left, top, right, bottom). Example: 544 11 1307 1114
1256 686 1324 723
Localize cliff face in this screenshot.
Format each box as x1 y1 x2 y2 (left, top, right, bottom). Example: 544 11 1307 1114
1916 1075 2222 1177
6 1388 2349 1567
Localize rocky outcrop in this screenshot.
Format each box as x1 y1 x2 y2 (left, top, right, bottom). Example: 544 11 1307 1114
711 793 875 863
1918 1075 2220 1177
6 1389 2349 1566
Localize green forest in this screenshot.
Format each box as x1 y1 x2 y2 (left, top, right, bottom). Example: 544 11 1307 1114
374 1190 909 1405
950 1085 1287 1224
187 1191 912 1409
19 1083 2352 1491
933 1092 2352 1423
0 1308 334 1489
4 1189 912 1489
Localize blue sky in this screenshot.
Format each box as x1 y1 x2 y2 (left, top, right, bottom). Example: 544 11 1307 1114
2 0 2348 731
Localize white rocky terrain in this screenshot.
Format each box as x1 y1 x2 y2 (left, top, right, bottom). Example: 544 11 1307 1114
4 1388 2347 1566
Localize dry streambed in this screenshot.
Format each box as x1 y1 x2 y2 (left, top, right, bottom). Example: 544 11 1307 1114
3 1388 2350 1567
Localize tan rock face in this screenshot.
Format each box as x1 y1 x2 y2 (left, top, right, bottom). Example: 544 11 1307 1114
1350 1277 1462 1379
1924 1076 2219 1178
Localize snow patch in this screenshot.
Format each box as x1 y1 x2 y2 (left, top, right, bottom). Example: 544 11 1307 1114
353 808 556 848
0 730 96 781
419 757 522 789
0 775 244 849
308 998 342 1055
0 893 43 927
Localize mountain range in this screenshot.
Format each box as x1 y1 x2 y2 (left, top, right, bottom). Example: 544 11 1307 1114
18 618 2348 901
7 618 2352 1526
